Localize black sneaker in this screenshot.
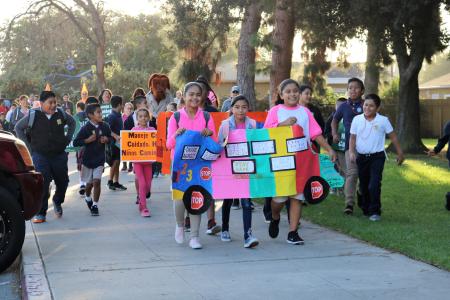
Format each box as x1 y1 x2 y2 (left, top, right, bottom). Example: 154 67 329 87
136 196 139 205
206 219 221 235
85 197 93 210
263 212 272 224
287 231 304 245
107 180 116 190
344 205 353 215
113 182 127 191
90 205 99 216
184 216 191 232
146 192 151 199
268 218 280 238
79 185 86 196
53 201 63 218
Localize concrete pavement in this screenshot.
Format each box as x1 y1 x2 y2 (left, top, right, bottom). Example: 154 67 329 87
21 154 450 300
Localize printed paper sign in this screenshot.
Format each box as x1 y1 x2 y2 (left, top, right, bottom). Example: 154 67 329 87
201 150 220 161
182 146 200 160
286 137 308 153
225 142 249 158
251 140 276 155
101 104 112 119
270 156 296 172
120 130 157 162
232 160 256 174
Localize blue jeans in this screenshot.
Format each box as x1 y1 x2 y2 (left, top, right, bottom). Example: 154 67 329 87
32 152 69 216
222 199 252 239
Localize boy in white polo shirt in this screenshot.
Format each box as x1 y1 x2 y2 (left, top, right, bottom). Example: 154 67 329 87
349 94 404 221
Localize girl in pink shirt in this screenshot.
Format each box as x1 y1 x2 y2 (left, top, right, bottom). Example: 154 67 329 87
264 79 336 245
166 82 216 249
132 108 155 217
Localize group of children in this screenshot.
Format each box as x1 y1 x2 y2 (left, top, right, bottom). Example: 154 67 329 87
62 76 405 250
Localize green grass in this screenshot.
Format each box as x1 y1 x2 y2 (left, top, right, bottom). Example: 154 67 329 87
302 153 450 271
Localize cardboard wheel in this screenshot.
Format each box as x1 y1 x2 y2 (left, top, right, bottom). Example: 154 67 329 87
303 176 330 205
182 185 212 215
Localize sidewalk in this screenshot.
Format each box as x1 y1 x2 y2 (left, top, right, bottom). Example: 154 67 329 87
21 155 450 300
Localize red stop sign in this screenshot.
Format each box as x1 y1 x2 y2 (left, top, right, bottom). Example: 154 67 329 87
200 167 211 180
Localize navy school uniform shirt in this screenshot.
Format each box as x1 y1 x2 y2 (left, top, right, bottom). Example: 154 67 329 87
106 110 123 136
333 98 363 150
73 121 113 169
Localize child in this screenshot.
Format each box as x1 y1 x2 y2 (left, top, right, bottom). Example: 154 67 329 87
125 96 156 202
75 101 88 196
264 79 336 245
166 102 177 112
349 94 404 221
106 96 127 191
332 78 365 215
121 102 134 172
177 98 185 111
73 103 113 216
132 108 155 217
167 82 216 249
218 95 259 248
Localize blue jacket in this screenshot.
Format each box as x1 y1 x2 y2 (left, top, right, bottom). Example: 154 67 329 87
218 115 257 145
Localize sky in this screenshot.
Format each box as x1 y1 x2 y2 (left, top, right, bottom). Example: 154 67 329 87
1 1 449 64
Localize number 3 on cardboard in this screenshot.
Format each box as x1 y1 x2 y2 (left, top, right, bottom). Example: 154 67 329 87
181 163 192 182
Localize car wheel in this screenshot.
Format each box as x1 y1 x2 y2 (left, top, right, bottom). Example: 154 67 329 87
0 187 25 272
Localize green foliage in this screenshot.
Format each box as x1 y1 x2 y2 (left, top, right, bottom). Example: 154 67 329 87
303 153 450 270
165 0 240 82
0 9 175 99
380 77 399 104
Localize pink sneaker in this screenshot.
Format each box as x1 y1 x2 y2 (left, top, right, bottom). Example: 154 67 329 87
140 208 151 217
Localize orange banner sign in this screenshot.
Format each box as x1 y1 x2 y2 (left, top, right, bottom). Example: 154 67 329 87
120 130 157 162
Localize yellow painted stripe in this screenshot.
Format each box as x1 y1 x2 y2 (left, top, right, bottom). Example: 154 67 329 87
172 189 184 200
268 127 297 196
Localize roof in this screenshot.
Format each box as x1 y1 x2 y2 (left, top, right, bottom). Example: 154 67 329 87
420 73 450 89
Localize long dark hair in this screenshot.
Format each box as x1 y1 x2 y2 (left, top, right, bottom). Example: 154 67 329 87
276 79 300 104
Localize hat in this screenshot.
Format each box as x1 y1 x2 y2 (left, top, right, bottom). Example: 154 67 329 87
231 85 240 93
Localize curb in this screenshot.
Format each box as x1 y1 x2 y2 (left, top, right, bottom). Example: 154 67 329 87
21 221 52 300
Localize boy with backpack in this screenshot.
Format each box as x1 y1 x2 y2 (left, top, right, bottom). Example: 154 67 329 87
73 103 113 216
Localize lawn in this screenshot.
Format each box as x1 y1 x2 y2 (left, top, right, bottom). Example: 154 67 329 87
302 140 450 271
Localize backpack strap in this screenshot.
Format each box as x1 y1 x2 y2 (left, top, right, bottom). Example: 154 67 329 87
56 107 68 123
203 111 210 128
174 110 210 129
174 111 181 128
27 109 36 130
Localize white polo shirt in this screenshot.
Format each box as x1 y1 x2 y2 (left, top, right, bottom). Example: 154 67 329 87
350 113 393 154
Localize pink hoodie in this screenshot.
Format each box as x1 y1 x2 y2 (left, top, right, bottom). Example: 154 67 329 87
166 108 217 152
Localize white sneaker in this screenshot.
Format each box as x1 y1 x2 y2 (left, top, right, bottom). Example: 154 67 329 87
189 237 202 249
369 214 381 221
175 226 184 244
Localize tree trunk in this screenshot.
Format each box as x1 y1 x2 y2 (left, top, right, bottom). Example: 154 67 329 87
393 64 427 153
364 28 381 95
237 1 262 111
96 44 106 92
269 0 295 106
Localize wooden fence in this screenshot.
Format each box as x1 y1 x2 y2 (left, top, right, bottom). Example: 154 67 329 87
320 99 450 138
